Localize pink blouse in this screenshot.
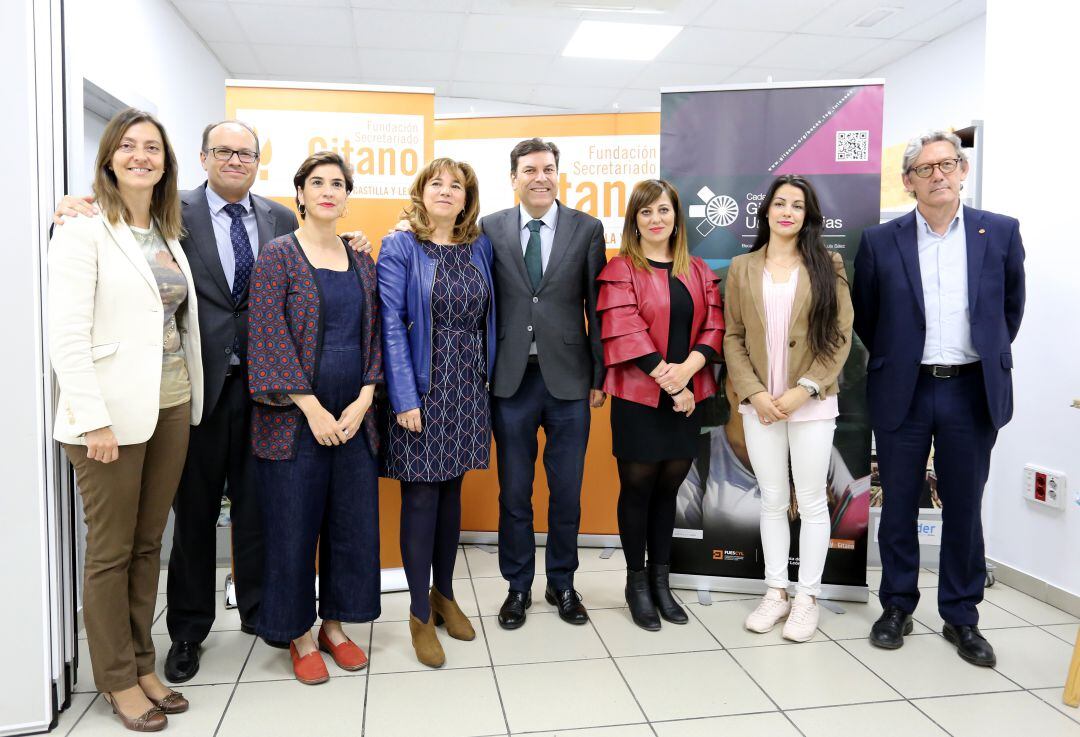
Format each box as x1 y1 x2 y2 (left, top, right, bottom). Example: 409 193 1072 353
738 268 838 423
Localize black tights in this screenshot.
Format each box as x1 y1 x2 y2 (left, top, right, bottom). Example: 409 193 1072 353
400 476 463 622
616 459 693 571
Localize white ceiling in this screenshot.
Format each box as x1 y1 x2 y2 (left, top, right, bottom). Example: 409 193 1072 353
171 0 985 112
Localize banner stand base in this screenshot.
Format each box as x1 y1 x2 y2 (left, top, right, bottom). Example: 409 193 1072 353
670 573 869 604
460 531 620 548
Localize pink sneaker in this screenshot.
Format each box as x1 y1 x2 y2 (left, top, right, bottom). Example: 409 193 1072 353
782 593 820 642
744 589 791 633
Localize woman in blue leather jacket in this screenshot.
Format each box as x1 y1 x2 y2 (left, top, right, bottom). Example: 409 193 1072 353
377 157 495 668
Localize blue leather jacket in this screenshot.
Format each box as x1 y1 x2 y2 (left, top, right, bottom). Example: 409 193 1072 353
377 230 497 414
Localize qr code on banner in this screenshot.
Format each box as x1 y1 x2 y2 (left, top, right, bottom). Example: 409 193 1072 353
835 130 869 162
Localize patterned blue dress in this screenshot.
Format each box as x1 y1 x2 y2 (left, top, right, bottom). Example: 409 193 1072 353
384 241 491 482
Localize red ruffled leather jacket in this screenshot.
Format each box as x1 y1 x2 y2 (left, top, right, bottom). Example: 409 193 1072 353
597 255 724 406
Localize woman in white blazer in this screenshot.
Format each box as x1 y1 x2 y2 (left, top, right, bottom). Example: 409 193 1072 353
48 108 203 733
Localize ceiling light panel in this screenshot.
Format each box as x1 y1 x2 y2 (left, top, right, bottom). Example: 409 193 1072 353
562 20 683 61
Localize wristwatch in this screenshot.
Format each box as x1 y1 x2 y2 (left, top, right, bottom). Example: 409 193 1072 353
796 378 820 397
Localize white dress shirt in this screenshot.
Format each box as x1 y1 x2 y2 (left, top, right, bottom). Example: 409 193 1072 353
916 206 979 365
518 201 558 273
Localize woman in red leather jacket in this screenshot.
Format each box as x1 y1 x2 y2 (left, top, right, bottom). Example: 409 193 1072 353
597 179 724 631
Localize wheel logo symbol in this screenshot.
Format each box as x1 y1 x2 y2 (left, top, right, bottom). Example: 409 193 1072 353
688 187 739 237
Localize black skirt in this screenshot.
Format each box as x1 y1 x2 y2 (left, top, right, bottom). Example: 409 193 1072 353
611 394 702 462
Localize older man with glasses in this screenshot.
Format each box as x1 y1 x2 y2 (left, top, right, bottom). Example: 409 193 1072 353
853 130 1026 668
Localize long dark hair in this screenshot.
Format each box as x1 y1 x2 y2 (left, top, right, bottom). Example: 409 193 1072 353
751 174 845 360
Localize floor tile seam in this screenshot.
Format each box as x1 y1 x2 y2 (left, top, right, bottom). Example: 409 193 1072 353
832 635 1027 700
212 635 257 737
648 708 809 737
1027 685 1080 723
508 719 653 735
466 554 514 737
904 693 959 736
1038 623 1080 645
236 671 368 685
681 602 789 716
736 637 907 705
61 691 99 736
585 605 652 725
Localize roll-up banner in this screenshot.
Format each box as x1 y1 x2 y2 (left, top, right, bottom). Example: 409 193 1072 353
661 81 883 599
226 80 436 570
435 112 659 537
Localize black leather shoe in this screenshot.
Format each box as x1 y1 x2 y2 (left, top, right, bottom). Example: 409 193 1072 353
164 641 200 683
647 563 688 624
545 584 589 625
869 606 913 649
626 569 661 631
943 623 996 667
498 590 532 630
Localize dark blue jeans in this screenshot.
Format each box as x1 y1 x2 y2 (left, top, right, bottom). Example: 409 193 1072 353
492 363 590 592
255 429 381 642
875 370 998 626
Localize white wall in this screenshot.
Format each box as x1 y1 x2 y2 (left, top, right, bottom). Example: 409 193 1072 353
981 0 1080 595
68 0 227 189
872 16 985 147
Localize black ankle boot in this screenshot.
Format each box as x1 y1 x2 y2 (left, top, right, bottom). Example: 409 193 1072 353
647 563 688 624
625 568 661 631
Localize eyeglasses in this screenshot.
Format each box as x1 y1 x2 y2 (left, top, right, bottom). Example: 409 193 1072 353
908 158 961 178
206 146 259 164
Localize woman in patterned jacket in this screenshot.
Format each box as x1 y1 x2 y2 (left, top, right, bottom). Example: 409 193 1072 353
378 158 495 668
247 151 382 685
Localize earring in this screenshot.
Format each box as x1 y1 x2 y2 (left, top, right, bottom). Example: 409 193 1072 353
673 225 678 235
298 203 306 216
634 228 640 237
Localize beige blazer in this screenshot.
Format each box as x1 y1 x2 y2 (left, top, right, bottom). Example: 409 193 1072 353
48 214 203 445
723 248 853 406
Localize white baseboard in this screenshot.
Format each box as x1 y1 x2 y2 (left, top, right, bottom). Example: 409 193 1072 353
986 559 1080 618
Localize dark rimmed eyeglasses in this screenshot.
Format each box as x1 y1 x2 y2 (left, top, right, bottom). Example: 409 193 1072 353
908 158 961 178
206 146 259 164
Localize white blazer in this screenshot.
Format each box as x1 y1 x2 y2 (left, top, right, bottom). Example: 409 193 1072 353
48 214 204 445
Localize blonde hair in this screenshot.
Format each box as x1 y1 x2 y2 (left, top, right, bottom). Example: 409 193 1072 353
92 108 183 241
619 179 689 277
402 158 481 244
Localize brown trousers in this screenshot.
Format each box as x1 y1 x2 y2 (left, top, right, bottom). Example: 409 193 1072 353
65 403 190 692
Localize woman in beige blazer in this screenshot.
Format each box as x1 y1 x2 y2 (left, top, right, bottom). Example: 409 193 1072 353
49 109 202 732
723 174 853 643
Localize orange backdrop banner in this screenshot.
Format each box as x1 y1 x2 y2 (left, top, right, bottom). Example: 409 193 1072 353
434 112 660 535
226 82 435 568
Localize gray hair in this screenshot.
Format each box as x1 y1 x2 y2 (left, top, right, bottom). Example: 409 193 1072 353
901 130 967 174
200 119 260 155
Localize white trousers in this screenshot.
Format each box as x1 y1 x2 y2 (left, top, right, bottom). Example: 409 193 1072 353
741 416 836 597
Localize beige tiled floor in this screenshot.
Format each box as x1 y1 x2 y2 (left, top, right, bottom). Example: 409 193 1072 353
62 551 1080 736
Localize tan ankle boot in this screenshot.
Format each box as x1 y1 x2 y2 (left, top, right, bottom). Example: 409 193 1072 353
430 588 476 641
409 613 446 668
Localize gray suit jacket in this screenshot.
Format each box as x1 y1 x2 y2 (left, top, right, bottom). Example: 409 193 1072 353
180 183 298 416
481 202 606 400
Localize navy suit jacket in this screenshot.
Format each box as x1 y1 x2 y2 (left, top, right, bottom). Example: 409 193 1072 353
852 206 1025 432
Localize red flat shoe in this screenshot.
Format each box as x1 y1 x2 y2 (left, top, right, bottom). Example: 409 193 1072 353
318 627 369 671
289 642 329 685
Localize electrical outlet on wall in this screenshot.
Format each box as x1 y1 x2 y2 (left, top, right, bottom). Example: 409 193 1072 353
1022 464 1067 509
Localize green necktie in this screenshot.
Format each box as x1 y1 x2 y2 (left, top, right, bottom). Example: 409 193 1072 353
525 219 544 292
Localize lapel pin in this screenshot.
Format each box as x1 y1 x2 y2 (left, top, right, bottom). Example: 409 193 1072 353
978 228 985 234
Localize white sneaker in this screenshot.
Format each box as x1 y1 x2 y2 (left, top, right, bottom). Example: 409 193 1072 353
744 589 791 633
782 593 819 642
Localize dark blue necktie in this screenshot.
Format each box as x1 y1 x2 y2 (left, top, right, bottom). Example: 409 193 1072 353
224 202 253 303
525 219 544 292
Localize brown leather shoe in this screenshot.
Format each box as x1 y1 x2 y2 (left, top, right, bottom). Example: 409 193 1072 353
409 613 446 668
103 693 167 732
153 690 189 714
430 588 476 641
